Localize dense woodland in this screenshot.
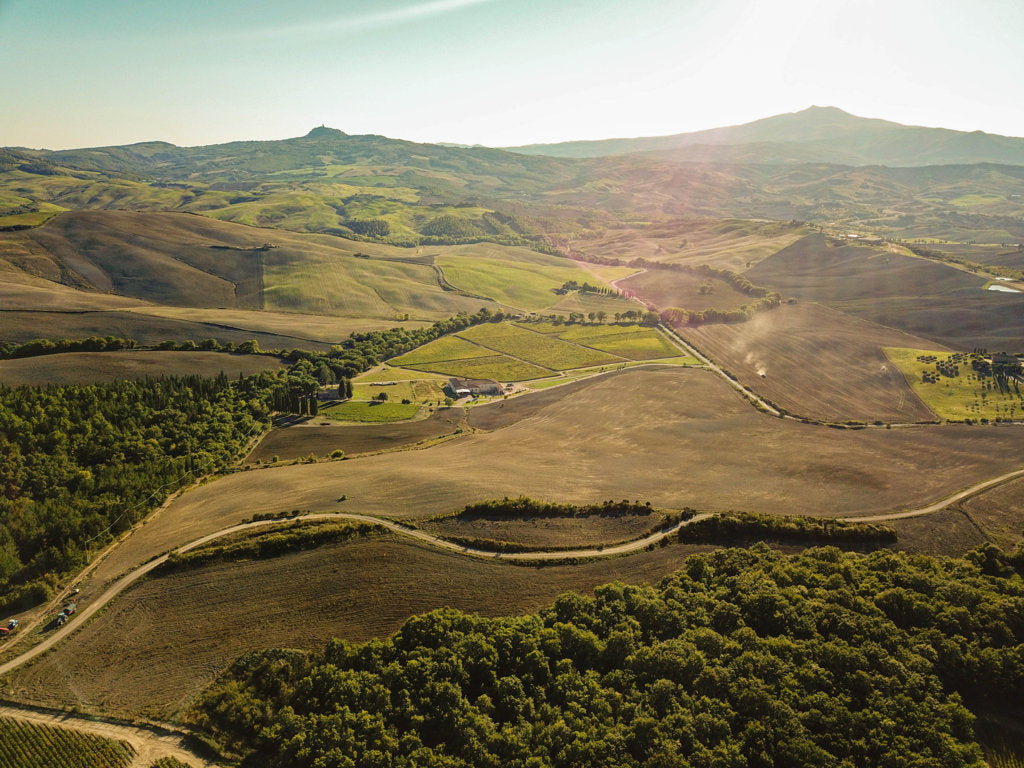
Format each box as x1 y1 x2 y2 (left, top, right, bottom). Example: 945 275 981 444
0 308 499 608
192 545 1024 768
0 374 265 610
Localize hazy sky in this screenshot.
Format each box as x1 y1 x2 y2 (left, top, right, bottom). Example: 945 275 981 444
2 0 1023 149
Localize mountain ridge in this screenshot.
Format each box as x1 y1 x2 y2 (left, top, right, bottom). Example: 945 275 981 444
501 106 1024 167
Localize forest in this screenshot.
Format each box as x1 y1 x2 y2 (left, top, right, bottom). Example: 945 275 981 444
0 374 266 611
191 544 1024 768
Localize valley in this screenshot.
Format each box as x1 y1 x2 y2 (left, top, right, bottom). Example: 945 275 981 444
1 107 1024 768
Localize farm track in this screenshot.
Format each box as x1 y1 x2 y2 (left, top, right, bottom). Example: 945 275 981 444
0 703 222 767
5 459 1024 681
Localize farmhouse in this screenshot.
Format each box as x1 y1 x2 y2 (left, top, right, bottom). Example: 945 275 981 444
445 377 502 398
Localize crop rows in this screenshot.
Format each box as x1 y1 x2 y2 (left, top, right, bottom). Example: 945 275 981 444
0 717 134 768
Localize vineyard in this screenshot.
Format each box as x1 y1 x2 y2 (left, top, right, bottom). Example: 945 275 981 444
148 758 191 768
0 717 135 768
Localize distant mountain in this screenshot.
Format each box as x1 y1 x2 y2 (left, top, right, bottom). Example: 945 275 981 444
503 107 1024 167
11 126 576 189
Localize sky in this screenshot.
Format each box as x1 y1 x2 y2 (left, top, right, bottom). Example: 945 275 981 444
2 0 1024 150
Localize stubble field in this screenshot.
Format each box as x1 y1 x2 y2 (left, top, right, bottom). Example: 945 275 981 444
681 302 943 422
84 366 1024 590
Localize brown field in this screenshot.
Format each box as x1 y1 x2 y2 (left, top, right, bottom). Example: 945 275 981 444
566 219 807 271
246 407 465 462
888 507 989 556
616 269 751 311
85 366 1024 589
681 302 943 422
0 309 334 351
746 233 984 303
422 508 667 549
960 474 1024 551
745 233 1024 350
4 535 714 719
0 351 289 386
829 294 1024 351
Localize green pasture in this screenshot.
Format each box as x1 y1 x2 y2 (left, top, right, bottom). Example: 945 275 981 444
389 335 488 366
319 400 422 423
884 347 1024 422
389 321 692 383
458 323 621 370
436 248 602 311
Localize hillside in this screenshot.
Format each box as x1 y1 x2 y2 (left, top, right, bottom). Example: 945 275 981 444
505 106 1024 166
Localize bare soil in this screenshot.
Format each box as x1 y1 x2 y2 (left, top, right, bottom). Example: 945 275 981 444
681 302 943 422
616 269 751 312
246 407 465 462
422 510 666 549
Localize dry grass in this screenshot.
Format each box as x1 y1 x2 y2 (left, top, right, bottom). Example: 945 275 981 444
422 509 668 549
616 270 751 312
888 507 989 556
566 220 807 272
681 302 943 423
4 535 712 719
0 351 288 386
87 367 1024 591
0 309 335 351
246 407 465 462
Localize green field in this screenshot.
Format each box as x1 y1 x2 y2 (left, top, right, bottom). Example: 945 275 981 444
437 248 604 311
390 322 691 383
319 400 422 422
406 354 554 382
388 334 487 366
458 323 621 370
0 717 134 768
885 347 1024 421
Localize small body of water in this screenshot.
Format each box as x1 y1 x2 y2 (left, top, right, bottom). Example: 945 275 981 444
988 284 1022 293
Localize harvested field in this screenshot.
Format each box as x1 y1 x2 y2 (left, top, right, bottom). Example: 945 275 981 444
246 406 464 462
960 474 1024 550
0 310 333 351
616 270 750 312
565 219 807 271
5 535 712 719
88 367 1024 588
681 302 943 422
0 351 288 386
888 507 989 556
831 294 1024 351
746 233 984 302
422 509 666 549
